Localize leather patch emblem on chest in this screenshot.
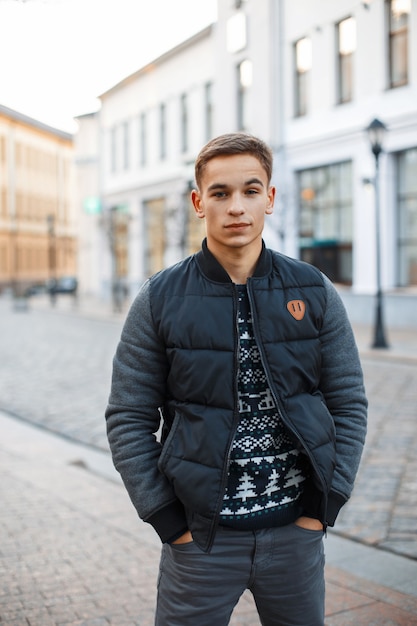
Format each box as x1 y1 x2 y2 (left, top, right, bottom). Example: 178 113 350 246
287 300 306 320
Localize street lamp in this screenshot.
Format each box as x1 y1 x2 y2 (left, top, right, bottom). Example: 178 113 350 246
46 214 57 307
366 118 389 348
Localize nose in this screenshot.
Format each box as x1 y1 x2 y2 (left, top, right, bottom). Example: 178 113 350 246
228 192 245 214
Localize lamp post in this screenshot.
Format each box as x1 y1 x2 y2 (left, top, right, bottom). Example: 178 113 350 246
366 118 389 348
46 214 57 307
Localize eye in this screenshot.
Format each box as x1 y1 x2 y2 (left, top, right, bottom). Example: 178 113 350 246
246 188 259 195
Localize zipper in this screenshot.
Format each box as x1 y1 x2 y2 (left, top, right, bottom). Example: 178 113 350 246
206 283 242 551
246 279 329 527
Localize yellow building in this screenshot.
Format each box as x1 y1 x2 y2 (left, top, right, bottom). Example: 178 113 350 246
0 104 77 295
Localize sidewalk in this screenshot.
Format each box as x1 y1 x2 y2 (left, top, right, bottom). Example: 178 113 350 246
25 292 417 363
2 409 417 626
0 297 417 626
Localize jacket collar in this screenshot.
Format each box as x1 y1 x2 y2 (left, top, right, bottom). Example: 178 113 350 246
195 238 273 283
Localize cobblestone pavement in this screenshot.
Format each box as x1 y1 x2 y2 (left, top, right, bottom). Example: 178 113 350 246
0 296 120 451
2 410 417 626
335 357 417 559
1 294 417 562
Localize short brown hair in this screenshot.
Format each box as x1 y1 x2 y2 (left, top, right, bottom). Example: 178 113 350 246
194 132 273 189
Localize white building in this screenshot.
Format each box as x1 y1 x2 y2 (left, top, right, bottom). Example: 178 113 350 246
75 0 417 326
74 112 101 297
96 26 213 303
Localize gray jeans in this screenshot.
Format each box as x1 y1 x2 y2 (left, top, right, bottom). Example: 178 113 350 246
155 524 325 626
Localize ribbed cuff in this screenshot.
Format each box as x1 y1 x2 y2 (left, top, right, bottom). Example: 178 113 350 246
326 490 347 526
147 499 187 543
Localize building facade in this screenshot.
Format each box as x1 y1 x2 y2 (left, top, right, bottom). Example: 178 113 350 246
74 112 102 297
0 104 77 296
75 0 417 326
95 27 213 301
279 0 417 326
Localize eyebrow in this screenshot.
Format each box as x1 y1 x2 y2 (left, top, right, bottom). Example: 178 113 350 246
245 177 265 187
207 178 265 192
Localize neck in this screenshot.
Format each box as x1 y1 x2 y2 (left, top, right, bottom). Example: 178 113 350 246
226 263 253 284
207 240 262 284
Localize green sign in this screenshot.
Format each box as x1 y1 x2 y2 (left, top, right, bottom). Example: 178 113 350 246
83 197 102 214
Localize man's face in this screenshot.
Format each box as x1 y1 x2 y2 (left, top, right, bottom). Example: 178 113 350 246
191 153 275 254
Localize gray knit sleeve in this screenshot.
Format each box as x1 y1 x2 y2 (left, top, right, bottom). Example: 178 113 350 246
105 280 187 541
319 274 368 524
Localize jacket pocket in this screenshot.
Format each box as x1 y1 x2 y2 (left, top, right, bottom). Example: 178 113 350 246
158 411 182 472
284 391 336 492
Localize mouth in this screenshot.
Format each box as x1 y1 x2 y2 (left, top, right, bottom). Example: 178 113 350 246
225 223 250 229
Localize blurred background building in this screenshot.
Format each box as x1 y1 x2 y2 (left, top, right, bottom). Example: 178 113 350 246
74 0 417 326
78 25 213 306
1 0 415 326
0 104 76 297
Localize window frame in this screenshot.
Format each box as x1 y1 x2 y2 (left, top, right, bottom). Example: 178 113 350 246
396 148 417 286
139 112 147 167
237 59 252 131
294 37 312 117
122 120 129 170
387 0 410 88
204 82 213 141
110 126 117 173
297 161 354 285
180 93 188 154
159 103 167 161
336 16 356 104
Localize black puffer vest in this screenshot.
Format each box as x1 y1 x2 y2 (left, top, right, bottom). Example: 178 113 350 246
151 240 336 551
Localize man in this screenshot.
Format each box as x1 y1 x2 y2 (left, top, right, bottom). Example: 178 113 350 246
106 133 367 625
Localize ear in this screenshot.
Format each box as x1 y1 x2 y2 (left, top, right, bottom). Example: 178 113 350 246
191 189 205 219
265 185 276 215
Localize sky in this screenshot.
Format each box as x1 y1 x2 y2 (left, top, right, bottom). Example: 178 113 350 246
0 0 217 133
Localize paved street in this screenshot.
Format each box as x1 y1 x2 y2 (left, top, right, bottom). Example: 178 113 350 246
1 294 417 560
2 408 416 626
0 296 121 450
1 292 417 625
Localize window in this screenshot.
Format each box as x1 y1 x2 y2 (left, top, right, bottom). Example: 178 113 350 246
387 0 410 88
185 188 206 255
180 93 188 153
397 148 417 285
294 37 312 117
298 161 353 284
122 121 129 170
237 59 252 131
159 103 166 160
0 189 6 218
227 11 247 53
204 82 213 141
139 112 147 167
110 126 117 172
109 206 129 282
337 17 356 103
144 197 165 276
0 135 6 162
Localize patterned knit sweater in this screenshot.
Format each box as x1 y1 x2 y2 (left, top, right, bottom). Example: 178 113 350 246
220 284 310 529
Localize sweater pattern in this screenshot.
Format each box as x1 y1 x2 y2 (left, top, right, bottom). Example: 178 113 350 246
220 285 309 528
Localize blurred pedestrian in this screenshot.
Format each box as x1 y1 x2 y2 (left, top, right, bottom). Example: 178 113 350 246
106 132 368 626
